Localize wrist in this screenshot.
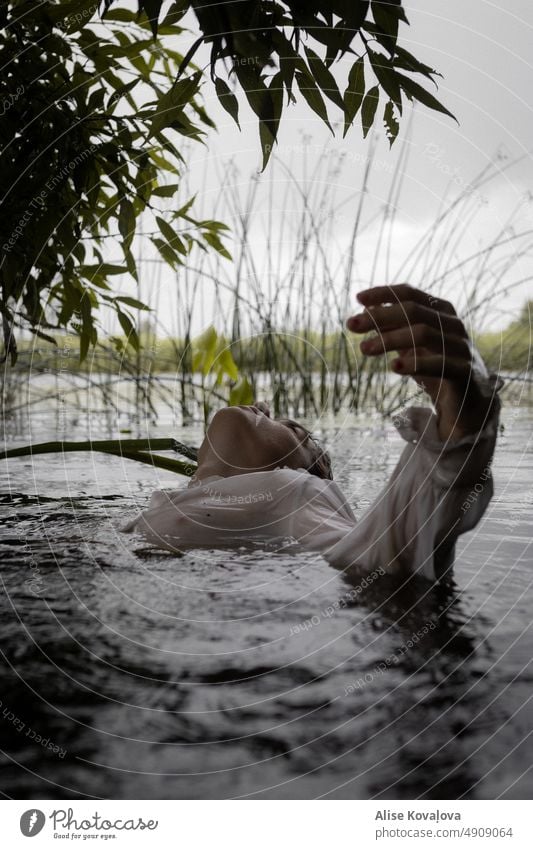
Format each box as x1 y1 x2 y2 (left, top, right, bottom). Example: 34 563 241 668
435 379 494 441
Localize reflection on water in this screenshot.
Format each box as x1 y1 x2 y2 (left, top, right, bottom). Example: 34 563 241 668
0 408 532 799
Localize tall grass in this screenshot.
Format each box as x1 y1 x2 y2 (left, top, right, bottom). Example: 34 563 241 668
2 135 532 436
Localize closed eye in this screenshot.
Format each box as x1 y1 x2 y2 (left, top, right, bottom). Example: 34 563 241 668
282 421 309 440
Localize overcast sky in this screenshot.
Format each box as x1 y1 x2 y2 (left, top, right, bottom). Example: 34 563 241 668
125 0 533 337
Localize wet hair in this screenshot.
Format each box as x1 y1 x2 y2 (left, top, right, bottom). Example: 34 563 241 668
277 418 333 481
308 439 333 481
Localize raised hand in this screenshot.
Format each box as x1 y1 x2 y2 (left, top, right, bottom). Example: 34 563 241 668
346 284 494 441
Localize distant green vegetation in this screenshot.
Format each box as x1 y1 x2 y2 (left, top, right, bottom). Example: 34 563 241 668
475 301 531 373
3 303 530 428
16 329 363 375
14 302 532 377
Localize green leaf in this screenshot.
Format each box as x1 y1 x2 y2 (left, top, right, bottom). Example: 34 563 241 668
174 195 197 219
147 151 180 174
229 376 254 406
148 72 202 138
78 274 111 291
295 70 333 132
79 330 90 363
321 18 358 67
79 264 127 277
34 329 58 347
108 79 140 110
392 45 440 80
114 296 150 311
215 347 239 382
199 219 230 232
233 66 281 170
192 325 218 375
396 73 457 121
278 46 297 98
151 237 181 268
371 0 405 53
361 85 380 137
193 103 216 130
123 246 138 281
160 1 189 28
117 308 140 351
49 0 99 33
88 89 106 111
139 0 162 37
368 49 402 113
215 77 240 128
383 100 399 146
156 216 187 253
259 72 284 171
343 57 365 137
304 46 344 109
203 231 232 260
78 290 94 362
102 7 136 23
118 199 136 249
151 183 180 198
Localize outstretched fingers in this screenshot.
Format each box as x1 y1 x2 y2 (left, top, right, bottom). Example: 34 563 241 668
345 284 476 397
356 283 457 316
347 301 467 339
359 323 471 360
392 352 473 382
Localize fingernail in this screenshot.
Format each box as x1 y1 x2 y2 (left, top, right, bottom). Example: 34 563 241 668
347 316 361 331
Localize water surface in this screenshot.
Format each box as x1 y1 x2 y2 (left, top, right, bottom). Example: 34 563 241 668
1 407 532 799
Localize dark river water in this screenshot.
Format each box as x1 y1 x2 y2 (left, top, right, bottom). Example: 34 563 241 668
1 405 532 799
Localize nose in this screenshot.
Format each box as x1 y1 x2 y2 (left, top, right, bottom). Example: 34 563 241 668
253 401 271 417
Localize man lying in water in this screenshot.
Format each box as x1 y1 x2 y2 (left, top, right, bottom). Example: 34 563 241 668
123 284 502 582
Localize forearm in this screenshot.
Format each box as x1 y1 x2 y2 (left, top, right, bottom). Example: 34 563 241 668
431 346 502 442
342 284 505 581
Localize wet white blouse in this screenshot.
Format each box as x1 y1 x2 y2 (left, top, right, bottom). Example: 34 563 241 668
122 393 501 583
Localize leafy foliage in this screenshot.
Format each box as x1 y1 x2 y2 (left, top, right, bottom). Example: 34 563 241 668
1 0 454 364
191 325 254 407
101 0 454 169
0 0 229 363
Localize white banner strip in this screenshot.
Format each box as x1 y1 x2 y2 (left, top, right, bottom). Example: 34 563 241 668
2 799 531 848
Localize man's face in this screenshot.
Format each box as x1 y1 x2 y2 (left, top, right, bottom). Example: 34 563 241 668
196 403 316 478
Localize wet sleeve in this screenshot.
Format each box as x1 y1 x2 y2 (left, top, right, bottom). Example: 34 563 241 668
323 375 503 582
